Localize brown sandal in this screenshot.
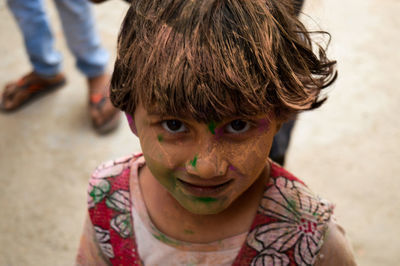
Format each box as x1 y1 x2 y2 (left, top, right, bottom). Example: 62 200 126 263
88 74 120 134
0 72 66 112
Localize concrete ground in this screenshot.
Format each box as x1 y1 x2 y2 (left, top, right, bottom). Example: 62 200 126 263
0 0 399 265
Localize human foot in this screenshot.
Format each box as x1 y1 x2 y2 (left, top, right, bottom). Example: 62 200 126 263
88 73 120 134
0 72 66 112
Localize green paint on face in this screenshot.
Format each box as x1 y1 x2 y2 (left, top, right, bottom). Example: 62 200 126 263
193 197 218 203
168 173 177 189
189 155 198 167
208 121 216 134
157 134 163 142
184 229 194 235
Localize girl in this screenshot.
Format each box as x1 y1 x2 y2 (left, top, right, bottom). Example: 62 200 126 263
77 0 356 265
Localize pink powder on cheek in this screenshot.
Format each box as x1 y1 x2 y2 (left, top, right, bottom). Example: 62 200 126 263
214 127 224 139
177 166 186 172
125 112 138 135
229 165 242 175
228 164 246 179
258 118 271 133
125 113 134 125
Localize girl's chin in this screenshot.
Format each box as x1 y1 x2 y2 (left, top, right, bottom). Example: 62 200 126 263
177 196 229 215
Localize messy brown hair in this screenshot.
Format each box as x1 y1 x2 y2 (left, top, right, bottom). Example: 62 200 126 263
110 0 337 122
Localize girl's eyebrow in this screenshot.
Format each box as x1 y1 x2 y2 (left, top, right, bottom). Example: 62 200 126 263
146 109 168 116
147 111 163 116
146 109 192 120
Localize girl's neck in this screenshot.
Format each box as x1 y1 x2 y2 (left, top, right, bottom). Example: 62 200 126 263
137 163 270 243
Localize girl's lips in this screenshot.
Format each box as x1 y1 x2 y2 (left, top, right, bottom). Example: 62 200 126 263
177 179 233 197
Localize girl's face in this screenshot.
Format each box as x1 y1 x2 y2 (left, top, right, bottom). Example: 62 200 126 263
133 103 280 215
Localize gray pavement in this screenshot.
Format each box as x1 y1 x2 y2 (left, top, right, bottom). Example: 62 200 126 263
0 0 399 265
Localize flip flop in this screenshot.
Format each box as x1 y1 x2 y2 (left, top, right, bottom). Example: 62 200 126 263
0 72 66 112
90 92 120 134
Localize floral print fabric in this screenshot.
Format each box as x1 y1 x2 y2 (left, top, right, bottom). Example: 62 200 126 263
233 163 334 265
88 154 142 265
88 155 333 265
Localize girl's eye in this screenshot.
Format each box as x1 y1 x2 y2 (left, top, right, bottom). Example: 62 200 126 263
225 120 250 134
161 120 186 133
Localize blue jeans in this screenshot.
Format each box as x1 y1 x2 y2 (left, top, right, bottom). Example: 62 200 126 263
7 0 109 78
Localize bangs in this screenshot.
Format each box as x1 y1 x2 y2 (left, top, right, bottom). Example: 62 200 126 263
138 32 274 122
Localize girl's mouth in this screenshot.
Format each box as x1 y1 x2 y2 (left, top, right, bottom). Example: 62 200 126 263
177 178 233 197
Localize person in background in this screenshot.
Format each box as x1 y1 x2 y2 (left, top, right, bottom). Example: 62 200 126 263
1 0 120 134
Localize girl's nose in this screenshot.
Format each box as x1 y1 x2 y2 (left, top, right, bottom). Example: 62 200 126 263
186 155 228 179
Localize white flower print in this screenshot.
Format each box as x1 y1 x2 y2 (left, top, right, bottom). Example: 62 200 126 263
94 226 115 259
111 213 132 238
247 177 333 266
251 248 290 266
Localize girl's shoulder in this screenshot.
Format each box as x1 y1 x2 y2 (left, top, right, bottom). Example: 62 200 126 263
87 153 143 208
86 153 143 264
261 162 334 231
91 153 142 180
234 162 335 265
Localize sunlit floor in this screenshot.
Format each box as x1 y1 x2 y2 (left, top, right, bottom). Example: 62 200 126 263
0 0 399 265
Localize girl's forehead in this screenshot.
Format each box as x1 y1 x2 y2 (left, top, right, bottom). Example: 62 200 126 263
141 96 273 121
143 104 273 123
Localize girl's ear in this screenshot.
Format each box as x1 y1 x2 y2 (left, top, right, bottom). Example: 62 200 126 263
125 113 138 136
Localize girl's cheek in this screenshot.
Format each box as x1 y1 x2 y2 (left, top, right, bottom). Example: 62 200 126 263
229 135 272 174
143 134 185 169
255 136 273 159
258 118 271 133
140 130 165 162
